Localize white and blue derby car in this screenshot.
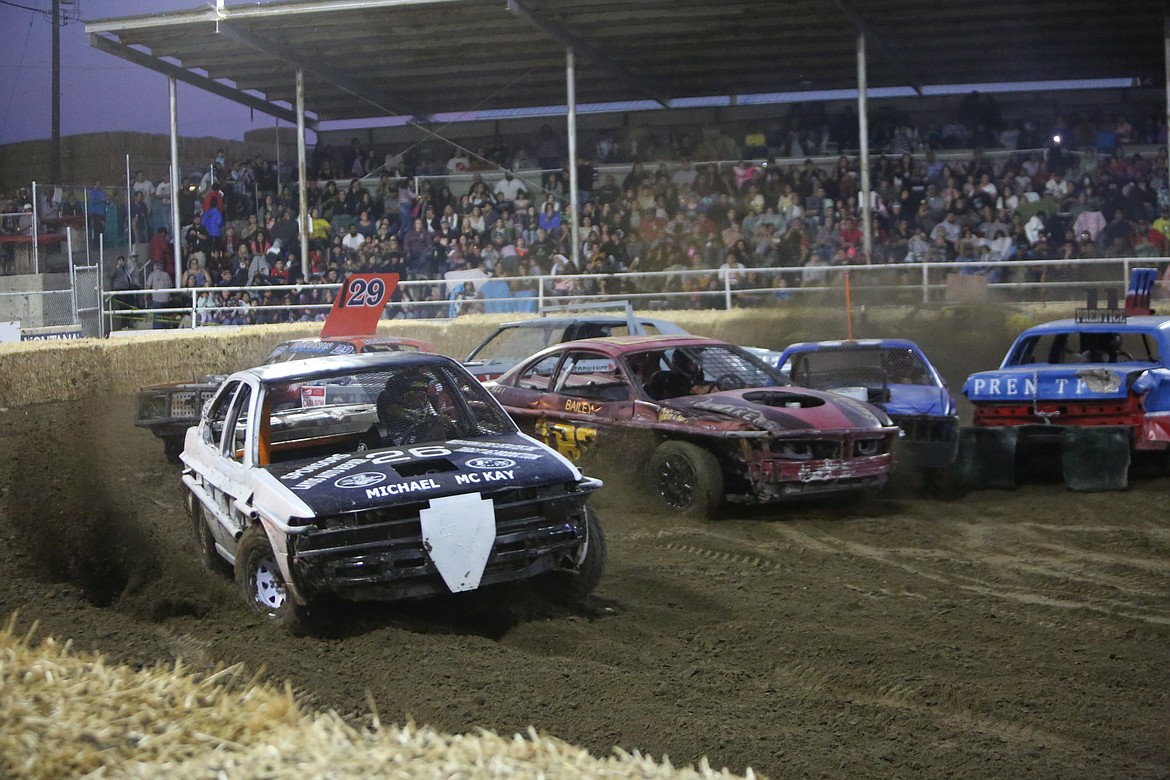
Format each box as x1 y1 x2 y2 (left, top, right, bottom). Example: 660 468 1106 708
180 351 604 633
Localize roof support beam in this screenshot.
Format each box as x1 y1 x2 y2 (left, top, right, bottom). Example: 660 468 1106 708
85 0 465 34
88 33 313 127
217 23 430 121
831 0 925 96
506 0 672 109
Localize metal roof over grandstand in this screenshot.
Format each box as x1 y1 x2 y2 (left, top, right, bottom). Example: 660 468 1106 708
85 0 1166 130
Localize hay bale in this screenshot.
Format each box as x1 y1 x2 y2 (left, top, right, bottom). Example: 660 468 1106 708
0 305 1048 410
0 618 756 780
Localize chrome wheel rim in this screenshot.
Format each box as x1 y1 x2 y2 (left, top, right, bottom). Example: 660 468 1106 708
251 554 287 611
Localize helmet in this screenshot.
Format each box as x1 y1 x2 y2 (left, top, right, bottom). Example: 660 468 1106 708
670 349 702 380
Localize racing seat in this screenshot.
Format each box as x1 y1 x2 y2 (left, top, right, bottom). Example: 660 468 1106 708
643 369 692 401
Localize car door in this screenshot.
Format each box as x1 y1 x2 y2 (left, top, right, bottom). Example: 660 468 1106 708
195 379 255 552
491 351 564 432
534 349 636 461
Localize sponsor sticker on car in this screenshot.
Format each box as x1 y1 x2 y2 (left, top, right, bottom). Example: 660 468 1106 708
466 457 517 469
335 472 388 489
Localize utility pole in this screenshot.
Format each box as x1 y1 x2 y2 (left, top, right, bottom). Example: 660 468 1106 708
50 0 61 183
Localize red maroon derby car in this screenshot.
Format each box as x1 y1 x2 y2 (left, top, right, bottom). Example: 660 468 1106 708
487 335 898 517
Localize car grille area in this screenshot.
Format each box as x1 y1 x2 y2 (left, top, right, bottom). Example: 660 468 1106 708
890 414 958 443
290 484 588 601
743 431 896 501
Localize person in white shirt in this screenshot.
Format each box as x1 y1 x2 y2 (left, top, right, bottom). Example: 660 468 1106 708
717 253 748 287
493 171 524 204
341 223 366 253
132 171 155 208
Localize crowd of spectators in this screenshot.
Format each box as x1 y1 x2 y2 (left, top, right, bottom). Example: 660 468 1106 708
8 96 1170 323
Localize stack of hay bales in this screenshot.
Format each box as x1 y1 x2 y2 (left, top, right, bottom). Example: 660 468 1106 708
0 304 1043 410
0 619 756 780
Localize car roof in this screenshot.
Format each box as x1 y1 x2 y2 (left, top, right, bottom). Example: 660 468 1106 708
285 335 435 350
494 315 687 332
240 351 457 385
1019 315 1170 335
781 338 924 352
550 334 728 355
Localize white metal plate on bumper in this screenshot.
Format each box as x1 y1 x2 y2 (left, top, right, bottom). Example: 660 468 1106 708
419 493 496 593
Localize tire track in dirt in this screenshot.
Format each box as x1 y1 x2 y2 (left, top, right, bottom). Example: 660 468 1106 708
619 519 1170 776
629 517 1170 632
762 660 1125 767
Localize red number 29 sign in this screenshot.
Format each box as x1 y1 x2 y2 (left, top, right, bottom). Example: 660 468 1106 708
319 273 399 338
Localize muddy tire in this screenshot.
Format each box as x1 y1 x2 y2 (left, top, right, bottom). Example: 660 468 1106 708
648 440 724 518
235 525 315 635
190 500 229 575
542 507 606 604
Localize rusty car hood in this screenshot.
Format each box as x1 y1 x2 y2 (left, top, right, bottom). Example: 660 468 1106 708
663 387 893 433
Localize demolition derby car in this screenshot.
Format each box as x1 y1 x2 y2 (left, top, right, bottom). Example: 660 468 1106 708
776 339 959 476
487 335 898 518
959 268 1169 491
464 309 686 382
180 351 605 634
136 334 435 462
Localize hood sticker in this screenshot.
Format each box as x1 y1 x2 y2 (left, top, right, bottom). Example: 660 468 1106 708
335 472 387 489
280 453 355 486
691 399 786 434
450 444 543 461
466 457 517 469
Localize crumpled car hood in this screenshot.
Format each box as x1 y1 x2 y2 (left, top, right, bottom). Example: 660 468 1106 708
264 433 580 516
664 387 892 433
878 384 956 417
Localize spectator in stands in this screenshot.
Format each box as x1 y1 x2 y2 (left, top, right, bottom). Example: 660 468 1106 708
147 227 169 265
145 260 174 329
395 180 416 240
181 257 208 288
109 255 138 330
184 214 210 266
493 170 524 206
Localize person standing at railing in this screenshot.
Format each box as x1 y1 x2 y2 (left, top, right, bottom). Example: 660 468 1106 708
87 182 106 248
145 260 173 329
131 191 150 245
396 180 416 242
109 255 138 330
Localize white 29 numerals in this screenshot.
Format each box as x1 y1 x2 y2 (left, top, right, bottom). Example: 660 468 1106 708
343 277 386 307
367 446 450 464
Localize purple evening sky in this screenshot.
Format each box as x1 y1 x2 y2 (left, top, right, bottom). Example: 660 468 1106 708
0 0 283 145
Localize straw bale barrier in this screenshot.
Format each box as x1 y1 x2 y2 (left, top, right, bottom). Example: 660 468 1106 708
0 304 1043 410
0 618 755 780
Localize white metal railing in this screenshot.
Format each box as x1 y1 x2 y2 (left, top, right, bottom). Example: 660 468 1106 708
99 255 1160 333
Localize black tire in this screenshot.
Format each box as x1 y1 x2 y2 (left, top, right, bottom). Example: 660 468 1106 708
190 500 223 572
542 507 606 604
648 440 724 518
235 525 315 635
163 436 184 464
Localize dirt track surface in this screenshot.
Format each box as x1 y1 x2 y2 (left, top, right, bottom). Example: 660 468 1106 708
1 394 1169 780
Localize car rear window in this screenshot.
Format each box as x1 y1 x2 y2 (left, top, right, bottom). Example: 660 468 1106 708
784 347 933 387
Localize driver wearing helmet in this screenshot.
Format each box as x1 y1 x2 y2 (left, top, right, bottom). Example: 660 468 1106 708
362 372 447 449
1080 332 1123 363
671 349 714 395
